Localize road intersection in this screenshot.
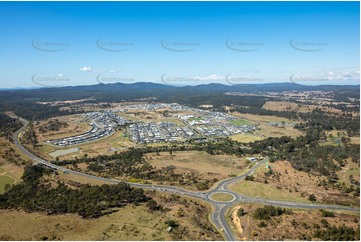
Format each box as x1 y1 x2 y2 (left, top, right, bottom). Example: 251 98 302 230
13 117 360 241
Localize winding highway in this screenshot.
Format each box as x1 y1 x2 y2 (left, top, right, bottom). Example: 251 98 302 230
12 117 360 241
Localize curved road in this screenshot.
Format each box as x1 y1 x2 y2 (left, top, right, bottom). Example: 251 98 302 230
13 117 359 241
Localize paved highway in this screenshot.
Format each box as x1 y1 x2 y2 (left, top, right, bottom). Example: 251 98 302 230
12 117 360 241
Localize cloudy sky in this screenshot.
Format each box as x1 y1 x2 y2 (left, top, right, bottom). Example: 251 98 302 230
0 1 359 88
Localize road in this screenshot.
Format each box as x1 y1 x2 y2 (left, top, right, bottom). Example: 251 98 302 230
12 117 360 241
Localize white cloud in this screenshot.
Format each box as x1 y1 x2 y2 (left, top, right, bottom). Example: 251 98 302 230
79 66 92 72
291 69 360 83
192 74 225 81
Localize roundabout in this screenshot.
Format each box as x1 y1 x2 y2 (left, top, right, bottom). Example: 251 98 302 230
208 192 237 203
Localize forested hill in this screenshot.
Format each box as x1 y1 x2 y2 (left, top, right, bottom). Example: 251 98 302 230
0 82 359 103
0 82 358 121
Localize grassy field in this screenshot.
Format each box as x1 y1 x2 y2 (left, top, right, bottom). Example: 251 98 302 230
54 172 115 186
38 129 137 160
118 110 187 126
0 164 23 181
350 136 360 144
323 130 360 146
34 113 137 159
336 158 360 185
229 112 303 142
232 112 293 123
188 117 203 121
256 124 302 138
0 138 31 163
230 119 253 126
35 114 91 142
0 175 15 193
230 124 302 143
230 133 263 143
229 180 310 203
0 162 23 193
262 101 342 114
0 195 221 241
210 192 234 202
242 160 359 206
229 203 360 241
145 151 248 180
161 118 186 126
0 206 172 241
49 147 80 158
116 112 140 121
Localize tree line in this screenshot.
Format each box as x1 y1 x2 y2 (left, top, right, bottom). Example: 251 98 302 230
0 165 153 218
0 113 22 140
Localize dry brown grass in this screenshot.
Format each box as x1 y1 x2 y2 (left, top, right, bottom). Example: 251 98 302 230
350 136 360 144
233 160 359 206
0 153 222 241
0 163 23 182
229 203 359 241
0 177 221 241
336 158 360 185
119 109 188 126
0 196 221 241
230 133 263 143
262 101 342 114
145 151 249 180
256 123 303 138
35 114 90 142
0 138 32 163
324 130 360 145
53 172 115 186
232 112 292 123
0 206 172 241
230 123 303 142
38 129 137 160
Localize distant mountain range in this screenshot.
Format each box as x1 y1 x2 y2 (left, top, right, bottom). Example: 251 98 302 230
5 81 358 92
0 82 359 103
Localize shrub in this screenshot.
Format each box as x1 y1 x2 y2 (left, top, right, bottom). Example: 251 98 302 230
320 209 335 217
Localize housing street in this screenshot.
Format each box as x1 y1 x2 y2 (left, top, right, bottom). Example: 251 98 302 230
124 103 258 144
46 111 128 146
46 103 259 146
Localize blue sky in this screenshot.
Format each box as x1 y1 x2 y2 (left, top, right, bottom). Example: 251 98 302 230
0 1 359 88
